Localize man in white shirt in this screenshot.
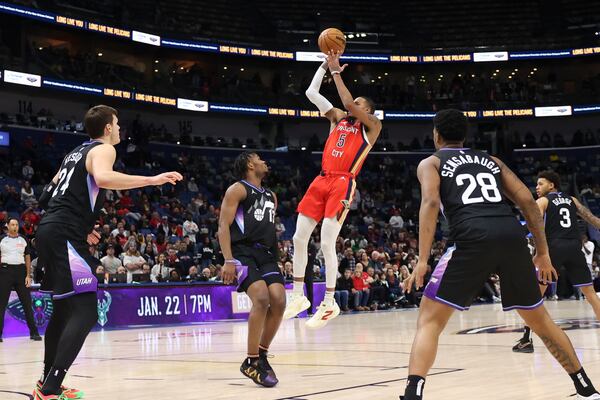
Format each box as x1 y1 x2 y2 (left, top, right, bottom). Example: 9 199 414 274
389 210 404 230
0 219 41 341
100 245 122 274
582 234 595 274
182 213 199 243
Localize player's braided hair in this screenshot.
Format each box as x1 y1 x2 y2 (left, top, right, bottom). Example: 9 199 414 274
433 109 468 142
538 170 561 190
233 152 257 180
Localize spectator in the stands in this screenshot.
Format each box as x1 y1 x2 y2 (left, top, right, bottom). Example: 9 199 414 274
389 209 404 230
352 268 370 311
100 245 122 274
334 268 353 311
151 253 173 282
122 242 145 274
22 160 34 181
339 248 356 274
182 213 199 243
20 181 36 208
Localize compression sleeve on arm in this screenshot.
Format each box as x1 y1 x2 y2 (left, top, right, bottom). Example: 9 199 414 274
38 182 56 210
305 63 334 114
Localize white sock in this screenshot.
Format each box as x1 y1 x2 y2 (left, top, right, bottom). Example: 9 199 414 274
293 281 304 295
320 217 343 290
324 291 335 306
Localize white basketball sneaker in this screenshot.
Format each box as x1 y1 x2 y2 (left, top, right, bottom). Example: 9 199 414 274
283 294 311 320
577 393 600 399
305 301 340 329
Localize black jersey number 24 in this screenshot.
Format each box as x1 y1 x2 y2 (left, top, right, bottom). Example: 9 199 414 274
52 167 75 198
456 172 502 204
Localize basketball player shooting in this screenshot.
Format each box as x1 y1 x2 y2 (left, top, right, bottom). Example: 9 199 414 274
283 50 382 328
400 109 599 400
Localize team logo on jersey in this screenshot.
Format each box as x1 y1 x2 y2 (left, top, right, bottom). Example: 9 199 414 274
7 292 54 327
456 317 600 335
97 291 112 326
251 196 275 223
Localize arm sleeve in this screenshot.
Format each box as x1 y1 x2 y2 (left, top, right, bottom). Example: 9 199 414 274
305 63 334 114
38 181 57 210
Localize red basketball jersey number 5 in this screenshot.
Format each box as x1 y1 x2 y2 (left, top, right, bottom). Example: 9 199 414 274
336 133 347 148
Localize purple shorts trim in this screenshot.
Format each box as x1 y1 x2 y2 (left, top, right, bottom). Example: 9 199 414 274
502 298 544 312
424 292 469 311
67 241 98 295
53 291 76 300
262 271 280 278
423 245 457 300
236 263 249 290
573 282 593 288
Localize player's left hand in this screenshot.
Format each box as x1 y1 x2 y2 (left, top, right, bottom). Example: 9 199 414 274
25 276 32 288
533 253 558 284
326 50 348 74
222 261 237 285
403 261 428 294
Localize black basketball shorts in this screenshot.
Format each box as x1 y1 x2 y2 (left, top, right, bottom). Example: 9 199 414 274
232 244 284 293
37 223 99 299
424 216 543 311
548 238 593 287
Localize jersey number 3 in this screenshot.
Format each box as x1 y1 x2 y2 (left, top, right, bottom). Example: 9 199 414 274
456 172 502 204
52 167 75 198
559 208 572 228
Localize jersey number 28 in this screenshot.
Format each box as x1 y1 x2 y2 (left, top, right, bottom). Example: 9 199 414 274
456 172 502 204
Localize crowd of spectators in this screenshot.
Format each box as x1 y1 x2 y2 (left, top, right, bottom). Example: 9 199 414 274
1 128 598 315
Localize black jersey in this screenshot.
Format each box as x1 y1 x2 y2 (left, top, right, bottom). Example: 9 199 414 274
230 180 277 251
544 192 580 241
40 140 107 232
434 148 514 240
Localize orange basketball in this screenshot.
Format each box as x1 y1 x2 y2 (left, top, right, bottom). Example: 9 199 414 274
318 28 346 54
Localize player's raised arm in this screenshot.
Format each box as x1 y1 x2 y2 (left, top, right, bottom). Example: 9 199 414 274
305 59 344 125
87 144 182 190
217 182 247 284
326 50 382 140
572 197 600 229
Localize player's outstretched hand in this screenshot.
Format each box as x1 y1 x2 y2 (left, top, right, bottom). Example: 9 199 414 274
533 253 558 284
403 261 429 294
149 172 183 186
222 261 237 285
326 50 348 74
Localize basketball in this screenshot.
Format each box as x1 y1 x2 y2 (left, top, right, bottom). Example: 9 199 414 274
318 28 346 54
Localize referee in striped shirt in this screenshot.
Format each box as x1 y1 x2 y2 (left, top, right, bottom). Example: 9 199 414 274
0 218 41 342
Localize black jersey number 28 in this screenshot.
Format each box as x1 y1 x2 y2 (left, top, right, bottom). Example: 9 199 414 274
456 172 502 204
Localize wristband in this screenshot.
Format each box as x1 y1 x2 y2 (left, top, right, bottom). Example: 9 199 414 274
225 259 242 265
331 71 341 75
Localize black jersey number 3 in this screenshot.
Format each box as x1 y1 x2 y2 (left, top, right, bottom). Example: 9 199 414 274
456 172 502 204
52 167 75 198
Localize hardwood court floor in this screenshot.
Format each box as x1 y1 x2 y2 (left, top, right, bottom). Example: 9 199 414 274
1 299 599 400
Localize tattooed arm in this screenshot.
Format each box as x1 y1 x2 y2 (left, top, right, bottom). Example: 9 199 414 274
572 197 600 229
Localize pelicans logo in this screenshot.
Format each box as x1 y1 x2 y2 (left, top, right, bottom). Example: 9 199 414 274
7 292 53 327
456 318 600 335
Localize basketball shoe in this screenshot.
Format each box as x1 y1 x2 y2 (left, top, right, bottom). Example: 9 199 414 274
283 294 311 319
33 388 68 400
577 393 600 399
306 300 340 329
240 357 278 387
35 380 84 399
512 338 534 353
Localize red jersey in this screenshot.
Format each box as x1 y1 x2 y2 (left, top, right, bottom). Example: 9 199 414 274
322 117 372 176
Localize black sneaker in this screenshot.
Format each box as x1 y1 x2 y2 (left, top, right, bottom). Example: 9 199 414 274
30 334 42 341
512 339 534 353
240 357 278 387
259 352 277 379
